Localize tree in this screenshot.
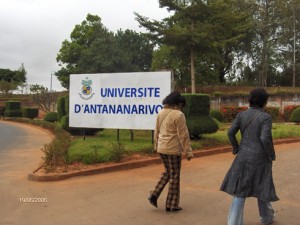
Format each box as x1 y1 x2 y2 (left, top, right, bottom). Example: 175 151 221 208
115 29 154 72
30 84 59 112
135 0 252 92
0 64 27 94
56 14 154 89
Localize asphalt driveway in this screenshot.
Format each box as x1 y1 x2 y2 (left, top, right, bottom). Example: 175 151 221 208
0 121 299 225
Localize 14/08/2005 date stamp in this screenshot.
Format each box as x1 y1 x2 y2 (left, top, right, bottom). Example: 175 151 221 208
19 197 47 203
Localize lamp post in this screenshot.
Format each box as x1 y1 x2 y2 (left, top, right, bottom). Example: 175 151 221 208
293 6 296 88
50 72 53 92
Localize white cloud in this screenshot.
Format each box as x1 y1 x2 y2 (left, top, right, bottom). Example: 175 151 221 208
0 0 170 91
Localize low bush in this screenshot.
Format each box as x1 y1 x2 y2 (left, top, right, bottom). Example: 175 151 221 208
265 107 280 122
0 106 5 115
22 108 39 119
290 107 300 122
283 105 300 122
4 109 22 117
44 112 58 122
186 116 219 139
210 109 224 122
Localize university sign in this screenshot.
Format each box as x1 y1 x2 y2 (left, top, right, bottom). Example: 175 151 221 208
69 71 172 130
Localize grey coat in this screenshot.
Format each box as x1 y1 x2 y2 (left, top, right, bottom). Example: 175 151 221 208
220 107 279 202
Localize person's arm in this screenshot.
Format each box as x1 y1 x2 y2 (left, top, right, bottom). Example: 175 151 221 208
153 116 160 153
260 115 276 161
177 113 193 160
227 113 240 154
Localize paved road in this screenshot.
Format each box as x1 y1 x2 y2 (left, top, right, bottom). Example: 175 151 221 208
0 121 299 225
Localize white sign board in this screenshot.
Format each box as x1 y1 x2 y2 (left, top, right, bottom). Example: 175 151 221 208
69 72 172 130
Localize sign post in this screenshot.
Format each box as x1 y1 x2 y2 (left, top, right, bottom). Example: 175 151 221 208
69 71 172 130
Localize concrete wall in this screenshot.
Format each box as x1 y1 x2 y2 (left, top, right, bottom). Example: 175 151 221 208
211 94 300 113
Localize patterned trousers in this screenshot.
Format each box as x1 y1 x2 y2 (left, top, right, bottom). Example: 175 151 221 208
152 153 182 208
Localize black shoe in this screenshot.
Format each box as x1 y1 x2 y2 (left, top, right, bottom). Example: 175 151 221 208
148 194 158 208
166 207 182 212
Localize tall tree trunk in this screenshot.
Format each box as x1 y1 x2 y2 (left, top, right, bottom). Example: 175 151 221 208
190 19 196 94
191 47 196 93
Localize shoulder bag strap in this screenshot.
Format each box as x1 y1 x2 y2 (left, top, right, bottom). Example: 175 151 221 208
242 111 261 133
158 109 173 130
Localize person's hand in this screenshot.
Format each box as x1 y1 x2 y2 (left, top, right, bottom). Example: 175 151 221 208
186 152 193 161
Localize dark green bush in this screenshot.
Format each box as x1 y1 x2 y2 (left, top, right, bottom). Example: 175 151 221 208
22 108 39 119
182 94 210 116
265 107 280 122
182 94 218 139
283 105 300 122
290 107 300 122
44 112 58 122
64 95 69 115
186 116 219 139
0 106 5 115
5 101 21 110
60 115 69 130
57 96 66 121
4 101 22 117
4 110 22 117
209 109 224 122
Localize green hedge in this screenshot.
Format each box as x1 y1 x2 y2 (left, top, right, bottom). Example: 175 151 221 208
265 107 280 122
209 109 224 122
22 108 39 119
5 101 21 110
4 110 22 117
57 96 66 121
0 106 5 115
182 94 218 139
186 116 219 138
4 101 21 117
290 107 300 122
64 95 69 115
283 105 300 122
182 94 210 117
44 112 59 122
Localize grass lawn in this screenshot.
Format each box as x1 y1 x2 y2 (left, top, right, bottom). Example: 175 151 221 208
68 123 300 164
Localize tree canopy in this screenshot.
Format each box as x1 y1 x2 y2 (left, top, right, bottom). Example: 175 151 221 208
56 14 153 89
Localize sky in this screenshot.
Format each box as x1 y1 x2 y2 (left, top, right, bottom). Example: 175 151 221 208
0 0 170 92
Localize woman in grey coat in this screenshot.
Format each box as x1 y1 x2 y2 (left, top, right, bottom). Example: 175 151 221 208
220 88 279 225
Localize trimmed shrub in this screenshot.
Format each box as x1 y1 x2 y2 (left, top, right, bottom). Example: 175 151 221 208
60 115 69 130
186 116 219 139
44 112 59 122
210 109 224 122
183 94 210 117
0 106 5 115
22 108 39 119
283 105 300 122
265 107 280 122
182 94 218 139
64 95 69 115
290 107 300 122
4 110 22 117
57 96 66 121
5 101 21 110
4 101 22 117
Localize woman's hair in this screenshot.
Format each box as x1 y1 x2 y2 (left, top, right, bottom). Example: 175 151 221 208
249 87 269 108
162 91 186 107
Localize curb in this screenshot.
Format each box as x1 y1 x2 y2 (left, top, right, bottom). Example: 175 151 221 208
27 137 300 182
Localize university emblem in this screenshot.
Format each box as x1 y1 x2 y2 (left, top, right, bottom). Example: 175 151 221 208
79 77 95 100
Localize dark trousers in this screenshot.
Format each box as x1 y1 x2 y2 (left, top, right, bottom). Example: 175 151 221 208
152 153 181 208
